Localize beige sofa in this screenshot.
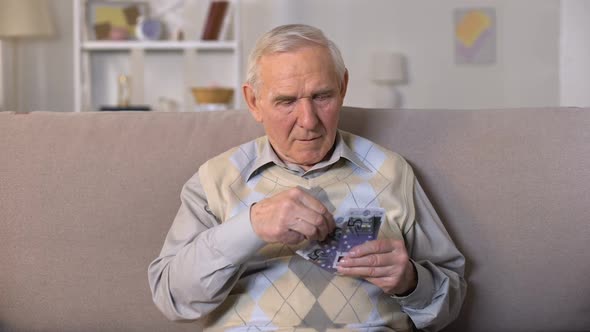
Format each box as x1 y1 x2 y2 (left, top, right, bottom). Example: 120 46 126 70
1 107 589 332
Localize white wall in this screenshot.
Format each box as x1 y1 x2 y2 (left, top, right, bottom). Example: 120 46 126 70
4 0 576 112
239 0 560 109
560 0 590 107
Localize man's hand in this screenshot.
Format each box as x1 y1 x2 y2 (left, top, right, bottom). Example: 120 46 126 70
250 187 336 245
336 239 417 296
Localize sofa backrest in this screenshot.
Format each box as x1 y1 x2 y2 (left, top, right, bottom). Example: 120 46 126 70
338 107 590 331
1 108 589 332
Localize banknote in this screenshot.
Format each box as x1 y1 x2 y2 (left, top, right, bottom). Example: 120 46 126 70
334 208 384 267
295 224 343 273
296 207 385 273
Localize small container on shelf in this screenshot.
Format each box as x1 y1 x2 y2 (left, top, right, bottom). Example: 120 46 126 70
191 86 234 111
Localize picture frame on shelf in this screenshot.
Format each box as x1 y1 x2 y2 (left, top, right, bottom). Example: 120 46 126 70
87 1 149 41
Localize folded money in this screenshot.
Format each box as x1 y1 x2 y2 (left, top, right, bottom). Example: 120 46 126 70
296 207 385 273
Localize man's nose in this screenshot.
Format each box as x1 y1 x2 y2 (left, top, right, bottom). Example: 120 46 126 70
296 98 319 129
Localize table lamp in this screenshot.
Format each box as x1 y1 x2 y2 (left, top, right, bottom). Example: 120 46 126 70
0 0 55 112
370 52 406 108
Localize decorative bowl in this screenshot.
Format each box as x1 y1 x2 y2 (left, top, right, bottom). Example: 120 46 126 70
191 87 234 104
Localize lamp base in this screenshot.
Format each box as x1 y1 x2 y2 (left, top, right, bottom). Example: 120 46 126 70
374 84 402 109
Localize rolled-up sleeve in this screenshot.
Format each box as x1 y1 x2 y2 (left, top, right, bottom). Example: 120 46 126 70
393 180 467 331
147 173 266 321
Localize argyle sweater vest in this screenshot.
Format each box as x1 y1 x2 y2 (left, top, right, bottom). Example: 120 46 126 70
199 131 416 332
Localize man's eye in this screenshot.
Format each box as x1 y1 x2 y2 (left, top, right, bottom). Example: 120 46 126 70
278 99 295 106
314 94 331 101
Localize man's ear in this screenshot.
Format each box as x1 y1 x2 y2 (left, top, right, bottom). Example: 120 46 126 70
340 69 349 100
243 84 262 123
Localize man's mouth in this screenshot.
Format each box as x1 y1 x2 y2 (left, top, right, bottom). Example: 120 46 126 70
299 137 319 142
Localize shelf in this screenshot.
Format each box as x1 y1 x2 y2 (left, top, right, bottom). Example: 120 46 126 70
82 40 238 51
74 0 243 112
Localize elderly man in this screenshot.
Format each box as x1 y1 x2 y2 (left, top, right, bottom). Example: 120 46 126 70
148 24 466 332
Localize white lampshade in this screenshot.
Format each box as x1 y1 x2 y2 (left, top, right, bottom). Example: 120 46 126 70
0 0 54 38
371 52 405 84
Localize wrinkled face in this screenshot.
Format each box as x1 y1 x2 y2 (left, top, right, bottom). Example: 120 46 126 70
243 46 348 170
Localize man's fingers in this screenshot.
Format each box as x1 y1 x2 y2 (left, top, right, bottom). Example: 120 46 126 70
335 238 417 295
289 190 335 239
287 219 317 240
251 187 335 244
336 265 394 278
348 239 400 258
297 211 332 240
337 252 395 268
295 188 327 214
283 230 306 245
295 189 336 231
337 239 410 279
322 211 336 233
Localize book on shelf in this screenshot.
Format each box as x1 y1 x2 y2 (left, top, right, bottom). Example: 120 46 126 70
217 1 233 40
201 0 230 40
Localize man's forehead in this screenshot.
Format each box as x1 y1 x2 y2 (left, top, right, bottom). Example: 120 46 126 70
262 76 338 98
258 46 333 70
257 48 339 94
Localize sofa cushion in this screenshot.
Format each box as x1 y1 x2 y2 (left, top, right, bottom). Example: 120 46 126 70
0 111 263 331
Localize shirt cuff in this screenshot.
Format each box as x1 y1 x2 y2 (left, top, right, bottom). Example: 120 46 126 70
391 260 435 309
210 205 267 265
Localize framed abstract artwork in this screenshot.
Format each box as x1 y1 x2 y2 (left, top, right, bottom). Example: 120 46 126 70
454 8 496 65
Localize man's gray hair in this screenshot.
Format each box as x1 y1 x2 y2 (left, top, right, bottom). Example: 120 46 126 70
245 24 346 94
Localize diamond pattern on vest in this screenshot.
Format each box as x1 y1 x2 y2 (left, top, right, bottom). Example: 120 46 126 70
222 254 379 331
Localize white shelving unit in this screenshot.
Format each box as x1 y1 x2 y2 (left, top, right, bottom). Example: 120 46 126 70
73 0 241 112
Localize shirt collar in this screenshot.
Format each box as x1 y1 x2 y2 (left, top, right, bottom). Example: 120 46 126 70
244 131 371 180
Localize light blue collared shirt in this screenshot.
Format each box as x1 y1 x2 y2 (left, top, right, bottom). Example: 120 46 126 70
244 131 371 181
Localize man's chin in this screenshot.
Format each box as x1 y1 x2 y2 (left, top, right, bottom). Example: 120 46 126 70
292 152 328 168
